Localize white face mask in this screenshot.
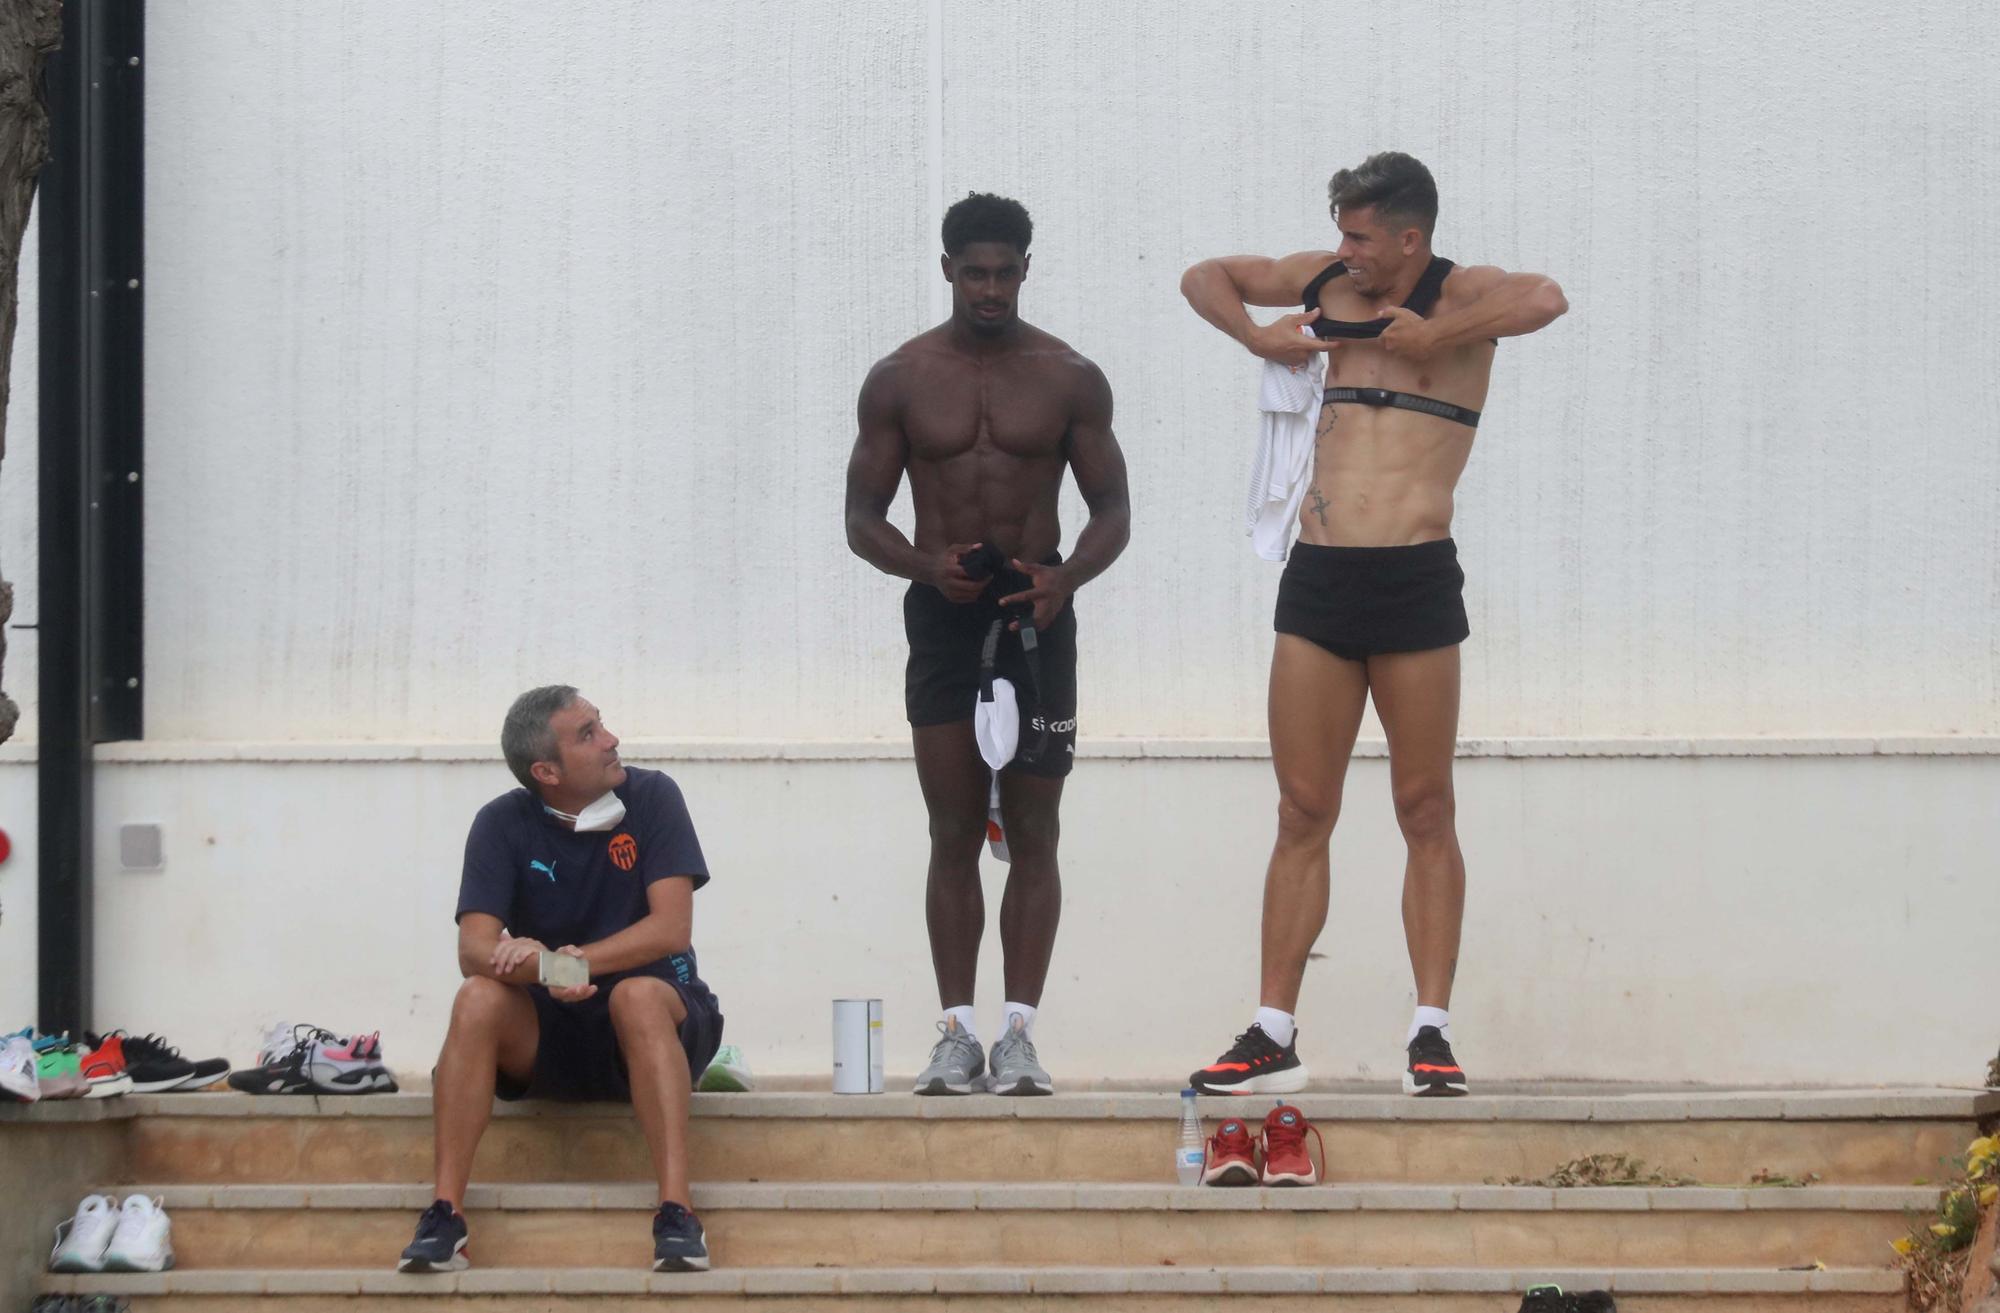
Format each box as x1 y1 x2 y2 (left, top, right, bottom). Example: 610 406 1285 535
545 791 627 833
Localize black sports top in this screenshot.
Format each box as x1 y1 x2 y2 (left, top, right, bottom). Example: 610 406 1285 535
1302 255 1455 339
1301 255 1482 429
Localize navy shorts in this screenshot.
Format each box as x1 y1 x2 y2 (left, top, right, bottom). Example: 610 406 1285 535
497 973 724 1103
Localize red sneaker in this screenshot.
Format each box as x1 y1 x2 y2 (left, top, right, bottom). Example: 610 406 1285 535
1202 1116 1259 1186
1258 1104 1324 1186
79 1034 134 1098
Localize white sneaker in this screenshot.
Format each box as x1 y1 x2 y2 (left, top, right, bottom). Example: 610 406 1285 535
102 1194 175 1272
49 1195 119 1272
1 1034 39 1102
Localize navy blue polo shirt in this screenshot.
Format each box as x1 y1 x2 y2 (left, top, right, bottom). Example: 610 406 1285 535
455 767 711 993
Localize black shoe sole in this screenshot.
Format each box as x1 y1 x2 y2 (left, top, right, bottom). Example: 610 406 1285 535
652 1254 711 1272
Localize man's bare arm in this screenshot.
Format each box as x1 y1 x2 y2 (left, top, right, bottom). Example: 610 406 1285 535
843 359 925 581
999 360 1129 627
575 876 694 976
1057 359 1130 591
1386 266 1567 355
457 912 541 984
844 358 986 601
1180 250 1343 364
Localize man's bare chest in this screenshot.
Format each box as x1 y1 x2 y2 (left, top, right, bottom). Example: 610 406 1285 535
903 365 1071 461
1316 288 1493 400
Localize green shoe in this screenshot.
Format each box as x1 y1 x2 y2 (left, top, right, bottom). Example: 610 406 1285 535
696 1044 753 1093
36 1044 88 1099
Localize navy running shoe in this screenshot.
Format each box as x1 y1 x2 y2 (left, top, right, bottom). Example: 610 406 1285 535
651 1201 709 1272
397 1199 468 1273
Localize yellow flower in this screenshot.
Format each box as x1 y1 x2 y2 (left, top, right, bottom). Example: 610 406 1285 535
1931 1221 1959 1238
1969 1136 2000 1169
1892 1236 1916 1255
1981 1184 1998 1207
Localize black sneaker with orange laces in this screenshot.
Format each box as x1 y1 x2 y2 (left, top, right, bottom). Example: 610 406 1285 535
1404 1025 1469 1097
1188 1024 1308 1096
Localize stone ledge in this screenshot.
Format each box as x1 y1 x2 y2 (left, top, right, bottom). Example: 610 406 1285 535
113 1181 1949 1213
8 1085 1990 1124
38 1264 1910 1296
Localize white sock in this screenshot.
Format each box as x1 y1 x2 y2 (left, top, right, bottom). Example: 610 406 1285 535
944 1005 978 1042
1001 1002 1037 1038
1252 1007 1297 1048
1408 1005 1452 1045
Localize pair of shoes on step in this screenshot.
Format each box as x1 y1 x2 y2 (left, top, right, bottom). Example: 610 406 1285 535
1201 1104 1326 1186
49 1195 174 1273
397 1198 709 1274
1188 1023 1469 1097
226 1021 397 1095
912 1015 1051 1097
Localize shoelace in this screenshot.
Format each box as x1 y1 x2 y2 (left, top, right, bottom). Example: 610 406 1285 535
927 1022 978 1065
1205 1120 1255 1170
1261 1117 1326 1177
1221 1026 1282 1064
123 1034 186 1064
654 1201 698 1233
1409 1030 1456 1068
415 1199 457 1237
994 1029 1040 1069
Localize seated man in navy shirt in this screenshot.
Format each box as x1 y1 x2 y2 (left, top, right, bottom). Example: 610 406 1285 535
399 685 724 1275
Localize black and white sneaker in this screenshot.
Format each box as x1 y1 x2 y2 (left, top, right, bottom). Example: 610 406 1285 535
397 1200 468 1273
123 1034 230 1092
86 1032 196 1094
226 1025 315 1095
1188 1024 1308 1095
652 1202 709 1272
1404 1025 1469 1097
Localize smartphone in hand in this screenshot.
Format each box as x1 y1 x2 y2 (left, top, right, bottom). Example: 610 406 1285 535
537 951 589 989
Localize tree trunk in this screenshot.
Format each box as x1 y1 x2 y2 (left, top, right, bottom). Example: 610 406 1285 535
0 0 61 747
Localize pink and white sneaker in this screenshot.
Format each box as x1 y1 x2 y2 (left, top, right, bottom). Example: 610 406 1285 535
309 1029 397 1094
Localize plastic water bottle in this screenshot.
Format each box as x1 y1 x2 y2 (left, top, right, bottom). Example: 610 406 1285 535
1175 1088 1205 1185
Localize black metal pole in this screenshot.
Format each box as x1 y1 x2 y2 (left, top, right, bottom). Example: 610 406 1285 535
38 0 144 1037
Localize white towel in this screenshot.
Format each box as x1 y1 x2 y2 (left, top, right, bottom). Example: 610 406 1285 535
1245 349 1325 561
974 677 1019 864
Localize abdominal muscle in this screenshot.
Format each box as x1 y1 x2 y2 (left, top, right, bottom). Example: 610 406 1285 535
1298 403 1474 548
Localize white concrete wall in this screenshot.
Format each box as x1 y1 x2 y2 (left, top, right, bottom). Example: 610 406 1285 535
0 746 1996 1086
2 2 1997 1083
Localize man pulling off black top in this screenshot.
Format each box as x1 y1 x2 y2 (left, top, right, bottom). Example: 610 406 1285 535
845 192 1130 1096
1180 152 1567 1099
398 686 724 1274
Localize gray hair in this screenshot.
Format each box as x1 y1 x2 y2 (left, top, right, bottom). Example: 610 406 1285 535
1327 151 1438 237
501 684 578 791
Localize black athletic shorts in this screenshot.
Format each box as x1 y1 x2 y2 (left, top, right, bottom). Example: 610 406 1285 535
903 556 1078 779
1274 538 1470 663
497 973 724 1103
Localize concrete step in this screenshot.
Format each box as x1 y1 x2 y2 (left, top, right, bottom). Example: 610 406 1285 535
51 1087 1992 1186
124 1180 1938 1270
40 1263 1907 1311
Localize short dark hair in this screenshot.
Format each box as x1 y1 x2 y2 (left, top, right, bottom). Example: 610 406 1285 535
942 192 1032 257
1327 152 1438 237
501 684 577 791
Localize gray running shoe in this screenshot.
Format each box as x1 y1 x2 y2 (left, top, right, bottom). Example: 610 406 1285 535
987 1015 1052 1096
912 1019 984 1095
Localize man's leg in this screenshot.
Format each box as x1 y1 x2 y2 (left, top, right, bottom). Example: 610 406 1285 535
432 976 539 1208
995 768 1064 1008
1365 644 1465 1011
1258 635 1372 1012
608 977 693 1207
912 720 994 1010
